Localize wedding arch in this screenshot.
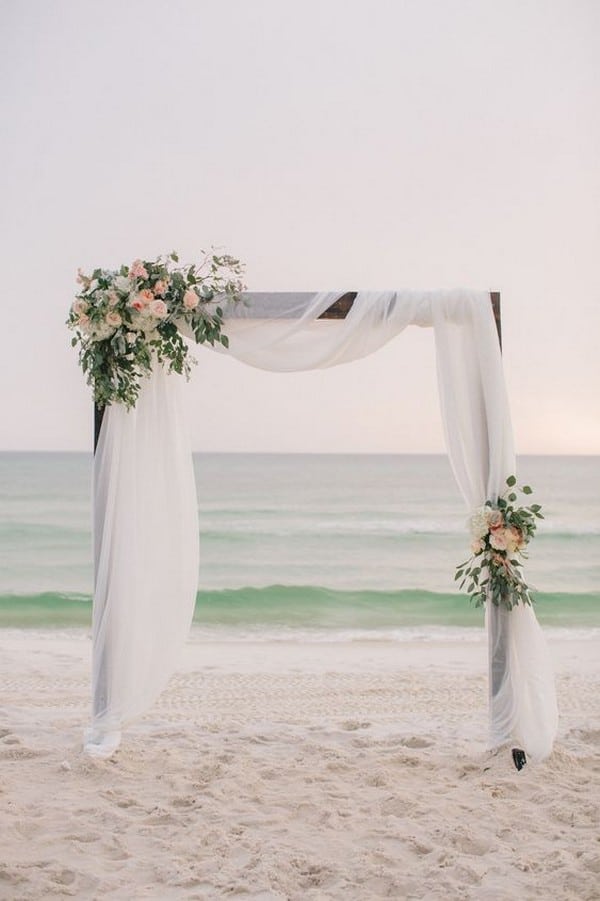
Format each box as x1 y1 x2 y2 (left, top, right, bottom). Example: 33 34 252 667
85 290 558 763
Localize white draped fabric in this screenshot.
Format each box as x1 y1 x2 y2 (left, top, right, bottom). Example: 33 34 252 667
84 365 199 757
87 290 557 760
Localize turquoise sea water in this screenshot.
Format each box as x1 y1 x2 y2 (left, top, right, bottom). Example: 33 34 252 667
0 453 598 633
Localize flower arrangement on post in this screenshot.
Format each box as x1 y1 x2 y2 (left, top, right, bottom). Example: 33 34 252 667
456 477 544 610
67 250 245 409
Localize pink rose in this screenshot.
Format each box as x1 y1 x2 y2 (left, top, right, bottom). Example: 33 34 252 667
183 289 199 310
72 299 88 315
77 313 90 331
149 299 168 319
470 539 484 555
154 280 167 296
489 530 508 551
130 298 144 312
106 290 119 306
105 311 122 328
130 259 148 279
138 289 154 305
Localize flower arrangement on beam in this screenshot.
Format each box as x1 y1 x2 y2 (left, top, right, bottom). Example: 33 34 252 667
67 250 245 409
456 477 545 610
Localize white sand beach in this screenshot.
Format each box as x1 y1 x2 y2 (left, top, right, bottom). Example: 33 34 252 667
1 631 599 900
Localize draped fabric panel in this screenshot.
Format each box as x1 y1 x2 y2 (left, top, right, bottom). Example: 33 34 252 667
429 297 558 761
85 365 199 757
87 289 557 760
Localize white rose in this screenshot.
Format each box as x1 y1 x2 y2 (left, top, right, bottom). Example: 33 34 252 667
485 508 504 529
90 323 113 341
114 275 131 294
129 314 144 331
469 507 489 541
149 299 168 319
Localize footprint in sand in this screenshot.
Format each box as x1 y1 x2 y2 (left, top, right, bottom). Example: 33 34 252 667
399 736 433 749
450 830 491 856
172 796 196 809
64 833 102 844
0 746 45 761
342 720 371 731
575 728 600 746
49 867 77 887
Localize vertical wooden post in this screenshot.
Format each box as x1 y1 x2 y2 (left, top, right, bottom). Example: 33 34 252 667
491 291 502 350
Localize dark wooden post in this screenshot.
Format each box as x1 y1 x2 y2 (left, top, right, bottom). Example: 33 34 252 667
490 291 501 350
94 405 104 453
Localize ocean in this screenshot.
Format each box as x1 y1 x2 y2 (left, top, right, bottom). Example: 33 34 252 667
0 453 598 637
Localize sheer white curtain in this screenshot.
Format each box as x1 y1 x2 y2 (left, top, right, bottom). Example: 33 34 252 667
430 296 558 761
85 365 199 758
87 290 557 760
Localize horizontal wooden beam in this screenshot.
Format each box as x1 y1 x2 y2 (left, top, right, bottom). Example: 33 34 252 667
318 292 502 350
239 292 501 347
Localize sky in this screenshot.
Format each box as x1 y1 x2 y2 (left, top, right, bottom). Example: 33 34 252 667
1 0 598 454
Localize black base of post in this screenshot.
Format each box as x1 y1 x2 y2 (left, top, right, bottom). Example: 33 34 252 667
512 748 527 771
94 404 105 453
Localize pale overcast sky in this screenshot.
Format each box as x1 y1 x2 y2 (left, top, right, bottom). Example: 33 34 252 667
1 0 598 453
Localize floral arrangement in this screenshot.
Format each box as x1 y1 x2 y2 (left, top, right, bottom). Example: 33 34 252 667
456 476 544 610
67 250 245 409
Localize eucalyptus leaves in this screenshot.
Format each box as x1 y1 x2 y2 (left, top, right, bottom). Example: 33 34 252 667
67 250 245 409
456 476 544 610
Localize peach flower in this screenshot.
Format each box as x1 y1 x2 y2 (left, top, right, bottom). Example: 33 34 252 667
149 299 168 319
77 313 90 331
72 299 88 315
489 530 508 551
105 311 122 328
505 526 523 554
130 298 144 312
183 289 199 310
153 280 167 296
130 259 148 279
470 538 484 555
138 289 154 305
106 290 119 306
76 268 90 287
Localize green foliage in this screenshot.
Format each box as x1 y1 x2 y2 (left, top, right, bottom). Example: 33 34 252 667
67 250 245 409
457 477 545 612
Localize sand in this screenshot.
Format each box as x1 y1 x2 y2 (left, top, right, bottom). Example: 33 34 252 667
1 630 599 900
